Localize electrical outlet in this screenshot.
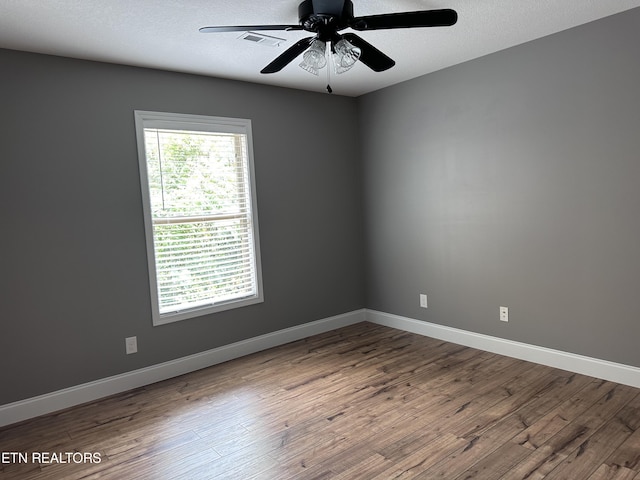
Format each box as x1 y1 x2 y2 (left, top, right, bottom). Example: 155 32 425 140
499 306 509 322
420 294 428 308
125 336 138 354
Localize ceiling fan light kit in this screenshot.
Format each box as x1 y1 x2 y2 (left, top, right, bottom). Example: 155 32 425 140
200 0 457 80
333 38 360 74
299 39 327 75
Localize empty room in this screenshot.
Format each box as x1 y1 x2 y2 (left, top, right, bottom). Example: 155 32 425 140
2 1 640 478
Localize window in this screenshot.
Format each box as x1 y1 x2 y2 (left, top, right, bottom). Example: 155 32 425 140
134 111 263 325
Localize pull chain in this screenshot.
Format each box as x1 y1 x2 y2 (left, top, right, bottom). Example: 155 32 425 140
326 48 332 94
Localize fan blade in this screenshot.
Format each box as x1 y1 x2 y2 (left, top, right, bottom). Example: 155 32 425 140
199 25 303 33
350 9 457 30
342 33 395 72
260 36 315 74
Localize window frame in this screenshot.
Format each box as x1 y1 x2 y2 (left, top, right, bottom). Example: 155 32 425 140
134 110 263 326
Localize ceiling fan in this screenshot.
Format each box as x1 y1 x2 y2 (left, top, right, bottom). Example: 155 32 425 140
199 0 457 77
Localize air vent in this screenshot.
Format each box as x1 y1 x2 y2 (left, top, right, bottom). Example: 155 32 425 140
239 32 286 47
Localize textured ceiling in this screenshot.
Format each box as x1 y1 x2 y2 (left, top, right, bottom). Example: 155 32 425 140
1 0 640 96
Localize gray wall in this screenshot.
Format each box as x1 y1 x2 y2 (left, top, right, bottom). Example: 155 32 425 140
4 6 640 407
358 8 640 368
0 49 364 405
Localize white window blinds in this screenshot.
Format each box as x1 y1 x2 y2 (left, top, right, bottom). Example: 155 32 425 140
135 111 262 325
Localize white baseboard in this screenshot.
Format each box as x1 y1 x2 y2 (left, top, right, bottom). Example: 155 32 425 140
5 308 638 429
0 309 366 428
366 309 640 389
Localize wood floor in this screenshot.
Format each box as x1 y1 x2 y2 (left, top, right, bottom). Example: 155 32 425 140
2 322 640 479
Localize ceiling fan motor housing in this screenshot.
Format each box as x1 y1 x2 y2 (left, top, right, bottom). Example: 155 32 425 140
298 0 353 36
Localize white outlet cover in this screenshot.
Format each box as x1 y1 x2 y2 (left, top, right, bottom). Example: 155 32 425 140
125 336 138 354
420 294 428 308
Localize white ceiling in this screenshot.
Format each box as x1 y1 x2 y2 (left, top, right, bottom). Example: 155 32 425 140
1 0 640 97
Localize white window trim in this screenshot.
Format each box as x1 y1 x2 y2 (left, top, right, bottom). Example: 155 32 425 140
134 110 263 326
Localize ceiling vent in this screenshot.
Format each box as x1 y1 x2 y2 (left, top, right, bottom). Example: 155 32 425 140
239 32 286 47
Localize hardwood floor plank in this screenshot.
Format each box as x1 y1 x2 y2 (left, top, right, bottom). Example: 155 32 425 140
538 383 638 458
512 378 612 451
499 388 639 479
604 394 640 472
452 368 570 438
372 433 469 479
415 410 540 479
605 428 640 472
329 453 392 479
587 464 638 480
543 413 635 480
498 444 567 480
451 441 532 480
